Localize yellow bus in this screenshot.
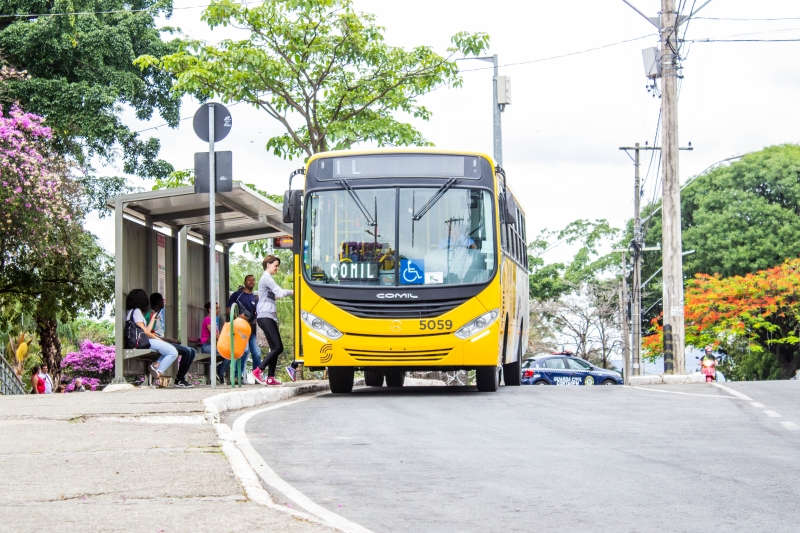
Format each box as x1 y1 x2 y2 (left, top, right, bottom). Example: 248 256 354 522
282 149 529 393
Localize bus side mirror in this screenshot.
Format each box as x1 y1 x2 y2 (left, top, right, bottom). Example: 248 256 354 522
283 189 301 223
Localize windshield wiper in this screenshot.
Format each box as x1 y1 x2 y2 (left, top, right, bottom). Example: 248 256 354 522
339 179 376 226
412 177 460 221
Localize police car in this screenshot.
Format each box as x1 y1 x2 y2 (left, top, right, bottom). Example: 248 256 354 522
521 352 623 386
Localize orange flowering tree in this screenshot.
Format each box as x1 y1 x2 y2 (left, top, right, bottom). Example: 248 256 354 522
643 258 800 380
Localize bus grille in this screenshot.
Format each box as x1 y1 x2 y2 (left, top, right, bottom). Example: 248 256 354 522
345 348 452 363
328 297 469 319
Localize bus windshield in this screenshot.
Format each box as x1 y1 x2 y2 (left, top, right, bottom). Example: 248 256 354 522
304 187 496 287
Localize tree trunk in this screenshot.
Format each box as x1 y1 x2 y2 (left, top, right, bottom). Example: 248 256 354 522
775 345 800 380
36 316 62 386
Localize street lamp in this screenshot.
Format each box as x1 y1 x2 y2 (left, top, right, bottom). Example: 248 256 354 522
456 55 511 167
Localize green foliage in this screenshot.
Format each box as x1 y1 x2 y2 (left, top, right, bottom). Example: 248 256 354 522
528 219 620 301
639 144 800 304
0 0 184 206
136 0 489 159
152 168 193 190
58 316 115 353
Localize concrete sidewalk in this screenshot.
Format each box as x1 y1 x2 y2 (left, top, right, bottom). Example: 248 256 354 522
0 383 335 533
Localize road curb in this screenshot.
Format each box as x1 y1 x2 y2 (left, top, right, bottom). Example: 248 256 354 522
629 373 707 385
203 381 332 423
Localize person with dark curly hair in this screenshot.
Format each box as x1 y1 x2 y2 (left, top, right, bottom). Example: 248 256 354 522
145 292 196 388
126 288 178 385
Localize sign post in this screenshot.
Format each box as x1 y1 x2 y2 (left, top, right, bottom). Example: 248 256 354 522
193 103 231 389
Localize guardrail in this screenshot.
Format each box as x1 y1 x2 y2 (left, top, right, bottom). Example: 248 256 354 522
0 355 27 395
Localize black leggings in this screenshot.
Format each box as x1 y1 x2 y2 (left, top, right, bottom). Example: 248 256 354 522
257 317 283 377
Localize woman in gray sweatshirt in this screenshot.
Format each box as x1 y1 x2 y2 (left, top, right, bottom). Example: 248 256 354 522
252 255 294 385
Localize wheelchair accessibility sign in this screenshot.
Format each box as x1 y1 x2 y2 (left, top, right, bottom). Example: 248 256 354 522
400 259 424 285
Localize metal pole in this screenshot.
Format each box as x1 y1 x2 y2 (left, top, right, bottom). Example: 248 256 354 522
208 105 217 389
633 143 642 376
661 0 686 374
492 54 503 167
619 252 631 384
113 198 126 384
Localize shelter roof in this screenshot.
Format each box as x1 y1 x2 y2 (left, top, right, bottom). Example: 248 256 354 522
108 182 290 245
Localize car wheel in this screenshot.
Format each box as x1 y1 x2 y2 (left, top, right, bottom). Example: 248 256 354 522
602 379 616 386
534 380 549 385
476 366 499 392
364 369 384 387
328 367 355 393
502 359 521 386
384 371 405 387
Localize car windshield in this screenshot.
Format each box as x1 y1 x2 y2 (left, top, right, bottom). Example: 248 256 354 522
303 187 496 286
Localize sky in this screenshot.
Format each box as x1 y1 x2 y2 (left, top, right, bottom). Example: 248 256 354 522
85 0 800 264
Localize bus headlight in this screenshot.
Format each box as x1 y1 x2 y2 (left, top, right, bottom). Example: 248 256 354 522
301 311 343 340
454 309 499 340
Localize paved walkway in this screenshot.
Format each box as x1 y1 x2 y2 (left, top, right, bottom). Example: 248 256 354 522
0 384 336 533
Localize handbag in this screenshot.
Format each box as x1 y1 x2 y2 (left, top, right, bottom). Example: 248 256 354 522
124 311 151 350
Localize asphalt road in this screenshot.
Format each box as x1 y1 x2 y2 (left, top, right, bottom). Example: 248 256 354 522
245 381 800 533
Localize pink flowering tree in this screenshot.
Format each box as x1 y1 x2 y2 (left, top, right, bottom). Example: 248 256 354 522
60 340 115 391
0 104 113 385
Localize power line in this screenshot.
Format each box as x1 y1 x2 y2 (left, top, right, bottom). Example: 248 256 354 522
458 34 656 73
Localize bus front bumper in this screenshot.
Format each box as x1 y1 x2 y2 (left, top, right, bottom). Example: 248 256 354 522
301 324 500 369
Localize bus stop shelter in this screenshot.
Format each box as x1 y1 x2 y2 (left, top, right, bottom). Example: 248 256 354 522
108 182 291 385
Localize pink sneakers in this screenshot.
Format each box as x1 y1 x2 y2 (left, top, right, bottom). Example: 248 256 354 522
252 368 266 385
266 376 283 386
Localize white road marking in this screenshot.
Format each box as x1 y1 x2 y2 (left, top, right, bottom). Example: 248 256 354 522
750 402 764 408
712 383 754 401
780 422 799 431
232 392 375 533
764 411 782 418
630 386 739 399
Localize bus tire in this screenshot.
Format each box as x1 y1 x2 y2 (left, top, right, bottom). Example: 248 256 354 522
328 367 355 393
364 370 384 387
503 359 521 386
476 366 499 392
385 371 405 387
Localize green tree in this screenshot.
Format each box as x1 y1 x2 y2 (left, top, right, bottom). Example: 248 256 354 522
527 219 620 301
136 0 489 160
0 0 184 208
638 144 800 321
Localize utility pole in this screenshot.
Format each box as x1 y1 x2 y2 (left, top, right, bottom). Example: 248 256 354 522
618 252 631 384
622 0 715 374
620 143 690 376
660 0 685 375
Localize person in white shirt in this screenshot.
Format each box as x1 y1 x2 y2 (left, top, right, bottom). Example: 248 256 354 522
251 255 293 386
39 364 54 394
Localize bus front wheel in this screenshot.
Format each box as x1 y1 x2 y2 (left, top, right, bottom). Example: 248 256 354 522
385 371 405 387
476 366 499 392
329 367 355 393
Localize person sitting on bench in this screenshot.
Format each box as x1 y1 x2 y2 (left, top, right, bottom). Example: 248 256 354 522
126 289 178 385
145 293 196 388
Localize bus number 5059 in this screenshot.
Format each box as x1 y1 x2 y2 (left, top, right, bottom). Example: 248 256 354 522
420 320 452 331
